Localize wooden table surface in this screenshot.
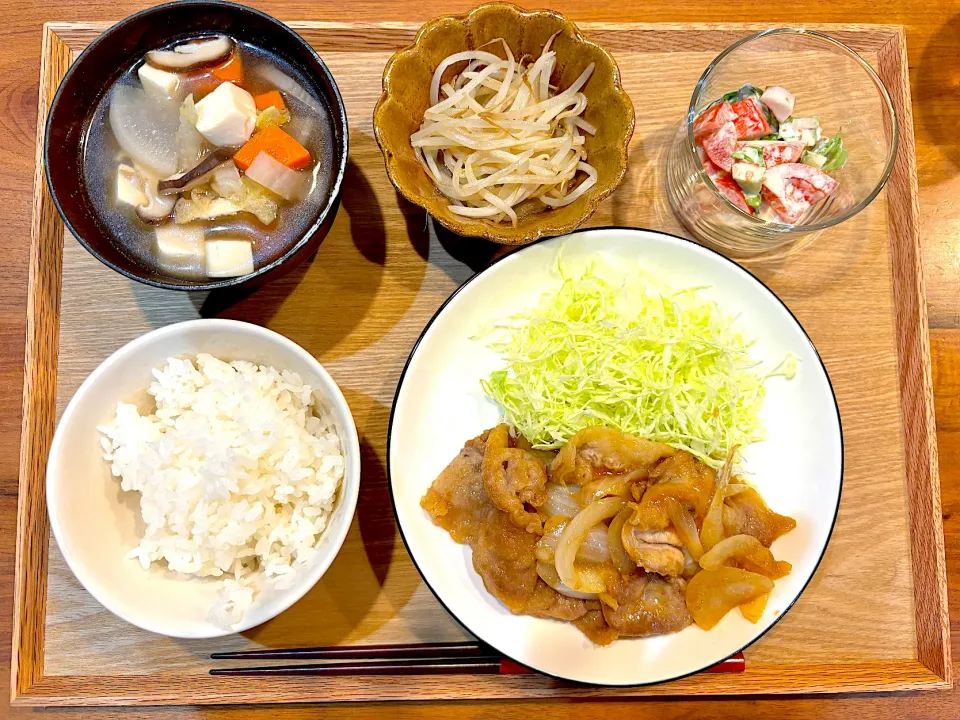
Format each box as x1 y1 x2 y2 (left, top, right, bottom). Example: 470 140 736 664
2 0 958 717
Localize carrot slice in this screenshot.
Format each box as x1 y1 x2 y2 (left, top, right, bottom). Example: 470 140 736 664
235 126 311 171
211 52 244 84
254 90 286 111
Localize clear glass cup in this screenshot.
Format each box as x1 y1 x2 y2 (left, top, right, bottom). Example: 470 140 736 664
666 28 898 262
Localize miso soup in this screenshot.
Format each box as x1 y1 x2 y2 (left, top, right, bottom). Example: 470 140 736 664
83 36 336 280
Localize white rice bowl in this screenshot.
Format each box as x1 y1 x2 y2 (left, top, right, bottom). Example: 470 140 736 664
98 353 344 628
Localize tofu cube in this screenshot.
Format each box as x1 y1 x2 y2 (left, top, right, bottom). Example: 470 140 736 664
155 224 204 263
195 82 257 147
138 63 180 101
732 162 764 196
760 86 795 123
205 239 254 278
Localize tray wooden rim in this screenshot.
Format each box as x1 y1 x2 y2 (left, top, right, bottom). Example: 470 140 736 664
11 20 950 707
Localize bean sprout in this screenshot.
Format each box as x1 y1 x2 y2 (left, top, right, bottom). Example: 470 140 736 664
412 35 597 225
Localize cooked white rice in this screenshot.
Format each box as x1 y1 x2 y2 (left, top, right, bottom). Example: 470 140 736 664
98 353 344 627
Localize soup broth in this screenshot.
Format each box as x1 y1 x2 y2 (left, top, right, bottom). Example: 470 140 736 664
83 39 336 280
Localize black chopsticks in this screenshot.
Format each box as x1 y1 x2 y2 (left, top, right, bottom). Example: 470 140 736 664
211 640 495 662
210 642 745 677
210 657 507 676
210 641 505 676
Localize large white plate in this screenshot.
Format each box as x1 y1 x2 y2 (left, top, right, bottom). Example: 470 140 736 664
388 227 842 686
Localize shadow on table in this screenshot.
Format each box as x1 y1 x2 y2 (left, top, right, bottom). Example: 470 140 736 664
237 392 419 649
132 155 392 359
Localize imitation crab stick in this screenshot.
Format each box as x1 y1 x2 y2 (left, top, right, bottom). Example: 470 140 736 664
254 90 286 111
234 126 311 171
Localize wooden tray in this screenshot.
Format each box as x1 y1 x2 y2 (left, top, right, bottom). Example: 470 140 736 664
12 20 950 706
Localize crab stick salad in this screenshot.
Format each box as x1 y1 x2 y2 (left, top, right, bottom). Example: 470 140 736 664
693 84 848 224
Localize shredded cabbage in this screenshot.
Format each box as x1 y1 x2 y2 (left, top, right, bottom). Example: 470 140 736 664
173 180 278 226
477 257 796 466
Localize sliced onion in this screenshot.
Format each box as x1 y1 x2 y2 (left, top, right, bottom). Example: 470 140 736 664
244 152 304 201
700 447 737 552
700 535 764 571
543 483 581 518
535 515 568 563
686 567 774 630
555 497 625 591
536 561 597 600
536 516 609 564
666 497 703 560
682 547 700 580
598 592 619 610
607 507 635 575
572 562 616 594
579 476 632 505
740 592 769 623
700 534 791 579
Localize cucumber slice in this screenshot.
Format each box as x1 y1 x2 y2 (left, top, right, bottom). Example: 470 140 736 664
802 151 828 170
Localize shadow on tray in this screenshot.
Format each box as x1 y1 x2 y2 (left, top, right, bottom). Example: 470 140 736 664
130 158 390 357
238 392 420 648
